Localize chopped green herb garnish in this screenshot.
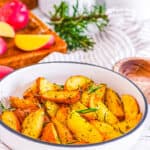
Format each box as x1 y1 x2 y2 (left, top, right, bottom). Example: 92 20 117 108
76 108 98 114
0 102 7 112
59 84 64 89
88 85 102 94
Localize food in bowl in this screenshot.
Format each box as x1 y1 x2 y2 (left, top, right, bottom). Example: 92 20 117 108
0 75 142 145
0 62 147 150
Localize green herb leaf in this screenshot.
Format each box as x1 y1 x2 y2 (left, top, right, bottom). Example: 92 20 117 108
76 108 98 114
49 0 109 51
0 102 7 112
88 85 102 94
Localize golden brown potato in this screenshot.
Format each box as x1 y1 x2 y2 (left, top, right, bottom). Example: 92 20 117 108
41 90 81 104
91 84 107 102
55 105 70 125
22 108 45 138
37 77 61 95
80 84 106 107
10 96 38 109
90 99 119 125
23 81 38 99
44 101 59 118
71 101 97 120
1 111 21 132
121 95 139 120
52 117 74 144
64 75 93 91
105 88 124 120
67 111 103 143
91 120 122 141
113 113 142 133
80 91 90 107
41 122 60 144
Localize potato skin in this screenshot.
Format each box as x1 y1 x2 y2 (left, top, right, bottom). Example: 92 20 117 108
1 111 21 132
23 81 38 99
71 101 97 120
37 77 61 95
22 108 44 138
52 117 74 144
80 91 91 107
67 111 103 143
113 113 142 133
55 105 70 125
91 120 122 141
41 90 81 104
45 101 59 118
41 122 60 143
121 95 139 120
10 96 38 109
94 84 107 102
65 75 93 91
89 96 119 125
105 88 124 120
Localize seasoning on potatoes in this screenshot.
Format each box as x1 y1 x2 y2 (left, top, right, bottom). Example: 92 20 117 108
0 75 142 145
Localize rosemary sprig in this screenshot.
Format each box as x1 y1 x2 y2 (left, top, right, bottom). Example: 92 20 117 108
49 0 109 51
76 108 98 114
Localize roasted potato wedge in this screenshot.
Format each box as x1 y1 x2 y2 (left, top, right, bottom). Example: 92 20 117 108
80 84 106 107
56 105 70 125
41 122 60 144
44 101 59 118
37 77 62 95
10 96 38 109
90 98 119 125
80 91 90 107
71 101 97 120
1 111 21 132
113 113 142 133
67 111 103 143
23 81 38 99
41 90 81 104
91 120 122 140
22 108 44 138
121 95 139 120
52 117 74 144
94 84 107 102
88 84 106 101
65 75 93 91
14 107 39 124
105 88 124 120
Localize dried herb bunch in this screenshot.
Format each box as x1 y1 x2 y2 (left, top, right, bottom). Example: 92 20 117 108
49 0 109 51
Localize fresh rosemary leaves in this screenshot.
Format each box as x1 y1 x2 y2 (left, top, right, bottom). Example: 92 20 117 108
50 0 109 51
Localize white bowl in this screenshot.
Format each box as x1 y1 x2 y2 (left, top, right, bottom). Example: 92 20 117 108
0 62 148 150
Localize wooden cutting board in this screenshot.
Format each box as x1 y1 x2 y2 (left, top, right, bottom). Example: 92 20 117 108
0 11 67 69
